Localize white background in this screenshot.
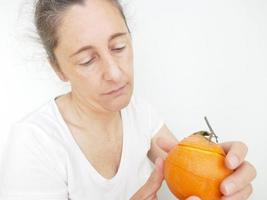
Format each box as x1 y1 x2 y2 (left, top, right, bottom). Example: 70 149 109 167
1 0 266 199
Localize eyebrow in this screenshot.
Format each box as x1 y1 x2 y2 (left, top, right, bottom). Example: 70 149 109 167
69 32 128 58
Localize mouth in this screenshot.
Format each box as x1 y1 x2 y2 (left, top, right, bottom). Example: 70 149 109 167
103 84 128 96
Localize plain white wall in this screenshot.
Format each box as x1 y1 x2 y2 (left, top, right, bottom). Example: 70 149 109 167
1 0 266 199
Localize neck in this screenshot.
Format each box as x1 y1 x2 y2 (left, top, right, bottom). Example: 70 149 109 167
66 92 121 137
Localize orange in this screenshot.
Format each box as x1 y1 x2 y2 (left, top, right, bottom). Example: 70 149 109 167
164 131 233 200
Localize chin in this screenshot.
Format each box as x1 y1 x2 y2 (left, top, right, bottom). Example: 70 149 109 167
102 87 133 112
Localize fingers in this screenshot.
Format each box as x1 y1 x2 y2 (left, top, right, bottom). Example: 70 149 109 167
130 158 164 200
220 141 248 169
221 184 253 200
147 195 158 200
156 137 177 153
220 161 257 196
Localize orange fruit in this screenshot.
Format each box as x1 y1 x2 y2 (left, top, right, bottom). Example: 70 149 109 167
164 131 233 200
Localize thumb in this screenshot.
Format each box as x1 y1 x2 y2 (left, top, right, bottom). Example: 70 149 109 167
131 157 164 200
144 157 164 193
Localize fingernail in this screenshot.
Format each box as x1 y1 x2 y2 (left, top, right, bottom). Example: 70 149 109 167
155 157 163 171
229 155 239 169
224 182 235 195
155 157 162 166
187 196 201 200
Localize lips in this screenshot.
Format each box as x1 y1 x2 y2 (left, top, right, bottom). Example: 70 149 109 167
103 84 127 95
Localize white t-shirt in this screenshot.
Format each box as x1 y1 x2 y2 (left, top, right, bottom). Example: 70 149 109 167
0 96 164 200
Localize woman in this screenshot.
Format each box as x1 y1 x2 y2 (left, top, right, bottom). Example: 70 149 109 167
0 0 256 199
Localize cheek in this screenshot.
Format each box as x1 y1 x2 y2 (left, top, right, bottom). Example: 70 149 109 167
121 48 134 77
72 71 101 95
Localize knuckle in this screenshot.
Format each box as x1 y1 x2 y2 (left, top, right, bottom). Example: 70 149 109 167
244 161 257 180
251 164 257 180
238 141 248 154
149 173 159 184
221 184 253 200
242 184 253 199
221 196 232 200
248 184 253 195
137 191 147 200
249 166 257 180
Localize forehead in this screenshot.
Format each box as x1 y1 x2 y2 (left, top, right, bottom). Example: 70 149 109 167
56 0 127 50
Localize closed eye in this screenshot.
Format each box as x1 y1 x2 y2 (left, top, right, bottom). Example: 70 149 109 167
112 46 126 52
80 58 94 66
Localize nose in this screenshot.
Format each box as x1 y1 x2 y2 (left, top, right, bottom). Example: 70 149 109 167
102 54 123 82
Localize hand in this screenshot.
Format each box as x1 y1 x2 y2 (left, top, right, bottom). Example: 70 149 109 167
156 137 257 200
219 141 257 200
130 157 164 200
130 152 201 200
132 138 200 200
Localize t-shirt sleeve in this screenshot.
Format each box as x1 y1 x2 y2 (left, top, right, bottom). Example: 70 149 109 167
0 123 68 200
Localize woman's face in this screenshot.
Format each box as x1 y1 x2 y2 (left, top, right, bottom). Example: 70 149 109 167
53 0 134 112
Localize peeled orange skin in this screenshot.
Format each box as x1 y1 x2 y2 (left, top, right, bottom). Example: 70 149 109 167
164 131 233 200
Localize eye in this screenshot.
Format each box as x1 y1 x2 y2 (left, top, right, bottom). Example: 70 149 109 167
112 45 126 52
80 58 95 66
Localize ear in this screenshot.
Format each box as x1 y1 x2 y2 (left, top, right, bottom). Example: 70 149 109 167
48 58 69 82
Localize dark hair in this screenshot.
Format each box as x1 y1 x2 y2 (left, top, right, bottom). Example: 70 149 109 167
34 0 130 65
